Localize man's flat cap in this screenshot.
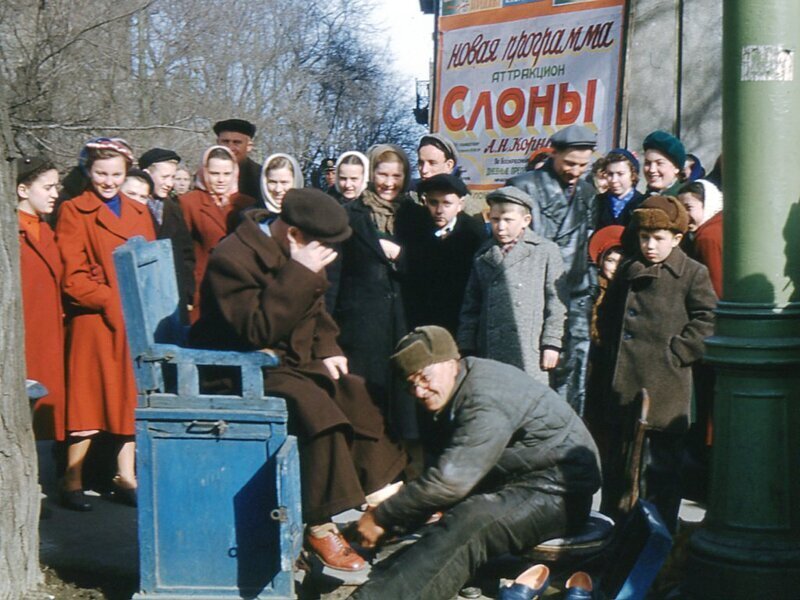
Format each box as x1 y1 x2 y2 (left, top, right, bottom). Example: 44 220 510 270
281 188 352 243
418 173 468 198
550 125 597 149
139 148 181 170
213 118 256 138
419 133 459 163
486 186 535 212
392 326 460 376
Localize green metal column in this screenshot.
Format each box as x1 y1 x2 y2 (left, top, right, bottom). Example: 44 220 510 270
686 1 800 598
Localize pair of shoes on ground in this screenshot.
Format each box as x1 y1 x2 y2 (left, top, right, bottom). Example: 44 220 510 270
306 523 367 572
498 565 594 600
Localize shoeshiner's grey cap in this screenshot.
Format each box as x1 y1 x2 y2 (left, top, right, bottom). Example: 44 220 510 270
550 125 597 150
281 188 352 243
486 186 535 212
392 326 460 376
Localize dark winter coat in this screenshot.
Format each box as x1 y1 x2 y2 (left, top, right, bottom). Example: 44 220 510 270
595 189 646 229
333 196 415 437
397 204 487 336
598 247 717 432
150 196 195 322
238 156 265 209
190 209 387 438
375 357 601 527
507 161 597 294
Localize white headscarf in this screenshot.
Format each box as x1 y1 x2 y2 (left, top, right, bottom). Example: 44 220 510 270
334 151 370 198
696 179 723 226
259 153 303 214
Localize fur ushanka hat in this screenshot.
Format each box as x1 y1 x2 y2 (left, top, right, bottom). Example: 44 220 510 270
631 195 689 234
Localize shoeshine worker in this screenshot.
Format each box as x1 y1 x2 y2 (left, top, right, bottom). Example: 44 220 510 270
352 326 601 600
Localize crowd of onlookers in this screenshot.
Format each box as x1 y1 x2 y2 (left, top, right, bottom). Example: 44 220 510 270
17 117 722 572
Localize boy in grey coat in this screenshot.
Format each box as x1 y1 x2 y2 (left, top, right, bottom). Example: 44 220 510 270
457 186 567 386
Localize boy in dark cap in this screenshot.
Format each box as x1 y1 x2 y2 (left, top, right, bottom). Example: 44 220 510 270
353 326 600 600
457 186 566 386
139 147 196 323
397 173 486 336
213 118 264 207
597 195 717 532
190 188 406 572
506 124 598 415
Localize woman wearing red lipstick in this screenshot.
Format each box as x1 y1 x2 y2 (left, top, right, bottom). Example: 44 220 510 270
56 137 155 511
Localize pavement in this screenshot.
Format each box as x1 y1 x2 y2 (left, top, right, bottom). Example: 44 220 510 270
37 440 707 600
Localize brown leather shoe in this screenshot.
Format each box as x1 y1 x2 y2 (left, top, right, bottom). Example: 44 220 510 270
306 526 367 572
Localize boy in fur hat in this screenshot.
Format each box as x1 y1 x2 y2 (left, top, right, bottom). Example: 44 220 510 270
597 195 717 532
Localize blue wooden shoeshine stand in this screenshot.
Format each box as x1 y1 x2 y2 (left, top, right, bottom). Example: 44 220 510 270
114 237 302 599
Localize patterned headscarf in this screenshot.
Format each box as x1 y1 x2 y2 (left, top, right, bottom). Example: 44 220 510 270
79 137 134 174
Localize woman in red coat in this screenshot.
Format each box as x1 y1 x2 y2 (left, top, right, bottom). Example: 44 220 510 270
16 156 66 442
56 138 155 511
179 145 256 322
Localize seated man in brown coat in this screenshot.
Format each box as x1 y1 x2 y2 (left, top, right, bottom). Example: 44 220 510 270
190 188 406 571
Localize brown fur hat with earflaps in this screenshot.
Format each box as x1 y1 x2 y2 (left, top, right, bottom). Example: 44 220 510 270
631 195 689 234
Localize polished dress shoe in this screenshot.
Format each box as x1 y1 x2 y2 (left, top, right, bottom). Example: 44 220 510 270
60 488 92 512
306 526 367 571
565 571 594 599
498 564 550 600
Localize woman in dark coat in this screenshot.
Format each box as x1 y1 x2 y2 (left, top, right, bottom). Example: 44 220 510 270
333 144 416 439
56 138 156 509
179 145 256 322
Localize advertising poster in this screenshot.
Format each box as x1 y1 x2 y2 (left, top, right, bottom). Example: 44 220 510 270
434 0 627 189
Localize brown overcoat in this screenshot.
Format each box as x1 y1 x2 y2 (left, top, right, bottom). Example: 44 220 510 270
19 214 66 440
178 189 255 322
56 190 155 434
190 210 405 521
598 247 717 432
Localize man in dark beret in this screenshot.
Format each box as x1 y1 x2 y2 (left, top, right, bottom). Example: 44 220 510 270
352 326 600 599
190 188 406 572
139 147 195 322
507 124 599 416
213 118 265 208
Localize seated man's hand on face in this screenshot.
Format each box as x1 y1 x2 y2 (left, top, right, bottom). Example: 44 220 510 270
356 508 386 549
288 230 338 273
322 355 349 380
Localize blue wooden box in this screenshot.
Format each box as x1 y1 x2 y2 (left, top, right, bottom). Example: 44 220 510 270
114 237 302 599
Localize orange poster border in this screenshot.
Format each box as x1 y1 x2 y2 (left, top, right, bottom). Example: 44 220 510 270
439 0 625 32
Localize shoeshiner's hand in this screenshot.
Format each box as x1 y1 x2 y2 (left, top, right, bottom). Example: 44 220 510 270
288 231 337 273
356 508 385 549
323 355 349 380
540 348 560 370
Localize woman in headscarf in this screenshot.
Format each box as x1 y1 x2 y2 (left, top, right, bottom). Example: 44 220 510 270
56 137 156 510
333 144 417 440
179 145 256 322
678 179 723 297
260 153 303 215
333 151 369 204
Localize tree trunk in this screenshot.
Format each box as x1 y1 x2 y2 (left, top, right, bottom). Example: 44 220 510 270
0 85 42 599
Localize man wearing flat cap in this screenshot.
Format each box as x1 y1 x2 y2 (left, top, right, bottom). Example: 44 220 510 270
190 188 406 572
139 147 195 322
507 124 599 416
353 326 601 600
397 173 486 336
213 118 265 208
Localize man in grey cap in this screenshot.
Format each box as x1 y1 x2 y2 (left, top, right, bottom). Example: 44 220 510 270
507 124 598 415
190 188 406 572
353 326 600 600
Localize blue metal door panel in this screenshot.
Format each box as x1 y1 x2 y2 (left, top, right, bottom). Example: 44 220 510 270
136 414 294 599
